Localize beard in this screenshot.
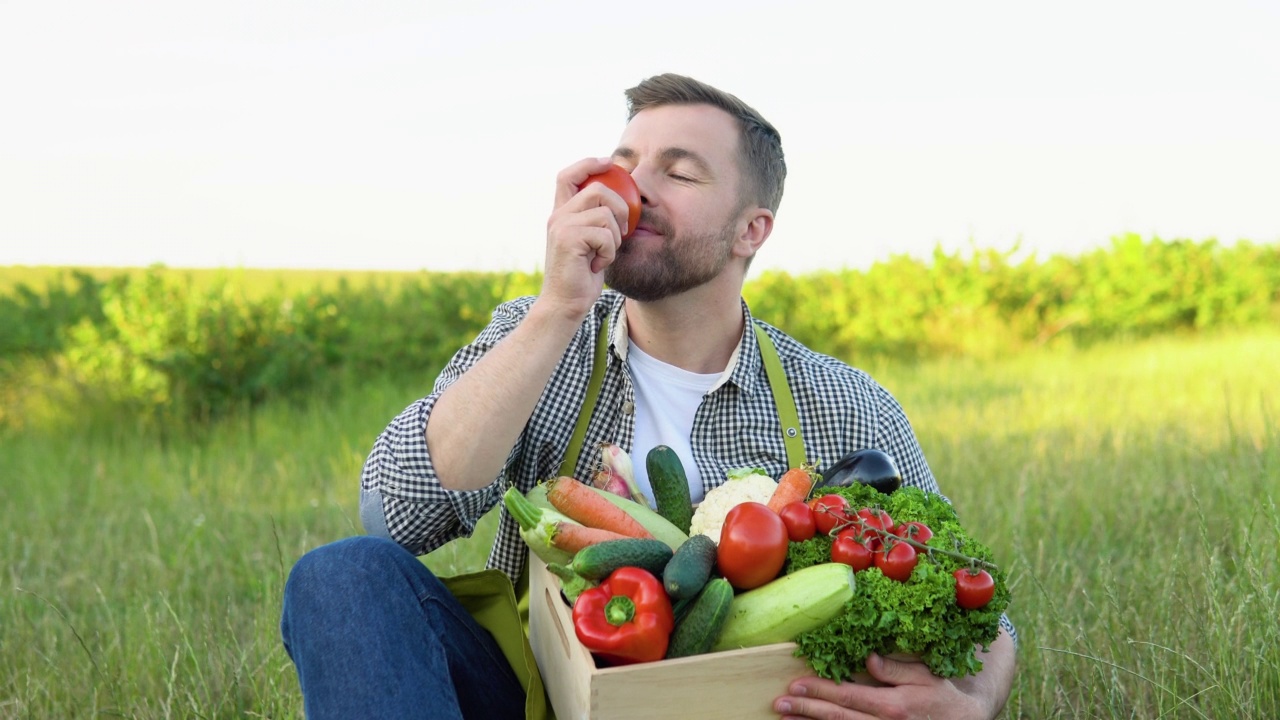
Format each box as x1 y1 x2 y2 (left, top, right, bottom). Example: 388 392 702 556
604 210 737 302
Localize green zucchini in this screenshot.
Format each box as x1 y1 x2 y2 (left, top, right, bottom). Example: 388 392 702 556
570 538 673 581
666 578 735 658
526 481 689 551
663 534 718 600
646 445 695 534
711 563 855 651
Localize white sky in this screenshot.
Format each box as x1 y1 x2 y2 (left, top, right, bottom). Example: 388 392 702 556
2 1 1278 276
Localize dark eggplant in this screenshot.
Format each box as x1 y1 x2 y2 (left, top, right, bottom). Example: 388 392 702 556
815 448 902 495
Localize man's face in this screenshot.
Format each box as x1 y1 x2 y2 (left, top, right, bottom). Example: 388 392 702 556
604 104 750 302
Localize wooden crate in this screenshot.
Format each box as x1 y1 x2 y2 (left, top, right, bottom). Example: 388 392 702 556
528 556 814 720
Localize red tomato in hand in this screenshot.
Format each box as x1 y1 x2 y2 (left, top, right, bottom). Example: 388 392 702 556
811 494 849 536
717 502 789 590
874 540 918 582
580 165 641 237
893 521 933 544
831 529 874 571
778 501 817 542
953 568 996 609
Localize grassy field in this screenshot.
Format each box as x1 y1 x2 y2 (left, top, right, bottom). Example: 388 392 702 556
2 328 1277 719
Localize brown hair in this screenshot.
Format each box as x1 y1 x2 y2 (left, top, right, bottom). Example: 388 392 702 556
625 73 786 215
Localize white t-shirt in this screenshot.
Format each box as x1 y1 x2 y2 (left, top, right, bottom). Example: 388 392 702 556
627 340 722 508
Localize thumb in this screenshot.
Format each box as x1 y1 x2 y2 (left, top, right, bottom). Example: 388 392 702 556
865 653 927 687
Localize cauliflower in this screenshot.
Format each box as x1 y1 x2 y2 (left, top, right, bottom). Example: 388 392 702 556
689 467 779 543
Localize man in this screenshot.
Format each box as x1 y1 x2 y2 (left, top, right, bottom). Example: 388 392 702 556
281 73 1016 719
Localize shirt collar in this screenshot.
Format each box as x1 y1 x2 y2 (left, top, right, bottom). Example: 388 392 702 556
603 292 763 395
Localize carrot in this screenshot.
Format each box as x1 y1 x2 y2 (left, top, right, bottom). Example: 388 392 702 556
546 475 654 540
767 464 817 513
550 522 632 554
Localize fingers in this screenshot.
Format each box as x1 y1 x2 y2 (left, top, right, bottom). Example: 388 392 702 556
553 157 633 235
865 653 933 686
553 156 621 208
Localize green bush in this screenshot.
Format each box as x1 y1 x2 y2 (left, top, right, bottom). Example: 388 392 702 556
1 236 1277 429
56 269 337 425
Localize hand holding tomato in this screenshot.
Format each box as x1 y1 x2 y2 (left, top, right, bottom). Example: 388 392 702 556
542 158 638 317
580 165 641 238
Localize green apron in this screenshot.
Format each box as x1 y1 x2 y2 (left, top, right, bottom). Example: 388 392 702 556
437 321 804 720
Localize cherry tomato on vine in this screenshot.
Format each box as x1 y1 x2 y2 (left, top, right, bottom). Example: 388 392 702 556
856 508 894 534
717 502 789 590
811 494 850 535
580 165 641 237
953 568 996 609
778 501 817 542
893 520 933 544
831 529 874 571
874 540 918 582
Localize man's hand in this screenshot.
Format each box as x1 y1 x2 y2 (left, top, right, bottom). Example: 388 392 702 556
773 631 1015 720
538 157 635 321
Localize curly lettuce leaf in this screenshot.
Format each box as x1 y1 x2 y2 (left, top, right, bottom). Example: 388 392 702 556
786 485 1010 680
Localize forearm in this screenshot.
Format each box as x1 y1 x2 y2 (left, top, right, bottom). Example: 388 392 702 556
955 627 1016 718
427 299 586 491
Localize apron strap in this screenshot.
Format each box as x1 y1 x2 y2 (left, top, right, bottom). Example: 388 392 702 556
754 324 806 469
558 320 611 478
558 318 807 477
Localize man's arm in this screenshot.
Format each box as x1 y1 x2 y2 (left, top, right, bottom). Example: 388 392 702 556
428 156 634 491
427 300 585 490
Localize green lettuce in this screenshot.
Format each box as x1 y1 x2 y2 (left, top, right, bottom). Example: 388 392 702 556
786 486 1011 679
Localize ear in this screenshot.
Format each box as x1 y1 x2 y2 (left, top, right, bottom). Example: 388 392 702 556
732 208 774 261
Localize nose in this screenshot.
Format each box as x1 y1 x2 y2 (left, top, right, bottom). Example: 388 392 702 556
628 165 655 208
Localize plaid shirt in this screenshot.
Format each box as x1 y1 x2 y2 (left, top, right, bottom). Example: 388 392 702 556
361 290 1017 642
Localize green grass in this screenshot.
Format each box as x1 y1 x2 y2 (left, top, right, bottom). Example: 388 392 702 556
2 329 1277 718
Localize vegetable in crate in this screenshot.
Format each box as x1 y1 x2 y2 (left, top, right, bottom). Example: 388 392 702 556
786 484 1011 680
527 481 688 551
502 486 630 555
814 448 902 495
570 538 673 581
592 442 647 505
547 475 654 540
571 566 674 665
716 501 789 590
646 445 695 533
665 578 735 658
663 534 718 600
688 467 778 542
712 562 856 651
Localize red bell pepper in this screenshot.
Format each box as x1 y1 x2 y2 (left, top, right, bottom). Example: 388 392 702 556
571 566 674 664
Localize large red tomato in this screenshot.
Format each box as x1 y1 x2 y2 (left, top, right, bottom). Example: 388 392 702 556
717 502 789 590
581 165 641 237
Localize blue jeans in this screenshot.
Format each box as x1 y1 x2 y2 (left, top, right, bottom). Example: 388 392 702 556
280 536 527 720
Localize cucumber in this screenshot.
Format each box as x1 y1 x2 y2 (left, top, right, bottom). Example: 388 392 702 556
527 482 689 552
666 578 735 658
570 538 674 581
646 445 695 534
711 563 855 651
663 534 718 600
